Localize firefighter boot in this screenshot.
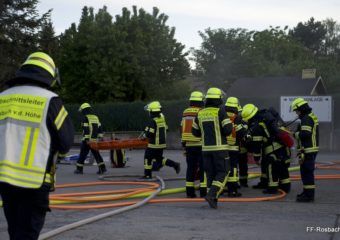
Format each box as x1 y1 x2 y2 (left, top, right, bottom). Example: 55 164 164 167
239 179 248 188
97 165 107 175
174 162 181 174
205 186 218 209
74 167 83 174
227 182 242 197
186 187 197 198
279 183 291 193
143 168 152 179
296 189 314 202
200 187 207 198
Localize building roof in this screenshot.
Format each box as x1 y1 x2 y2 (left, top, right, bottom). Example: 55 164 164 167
227 76 327 98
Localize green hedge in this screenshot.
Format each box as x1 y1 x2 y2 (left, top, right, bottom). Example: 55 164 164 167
66 100 188 132
65 94 340 132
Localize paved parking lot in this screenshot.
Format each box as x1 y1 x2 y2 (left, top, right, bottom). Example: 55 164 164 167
1 149 340 240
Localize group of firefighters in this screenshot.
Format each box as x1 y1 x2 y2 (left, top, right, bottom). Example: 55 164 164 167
179 88 319 208
75 87 319 209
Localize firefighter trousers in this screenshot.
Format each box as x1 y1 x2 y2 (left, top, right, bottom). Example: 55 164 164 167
300 153 317 197
76 140 106 170
144 148 178 178
203 150 230 199
185 146 206 197
0 183 50 240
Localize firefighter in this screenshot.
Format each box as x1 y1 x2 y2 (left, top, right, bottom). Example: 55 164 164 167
291 98 319 202
192 87 233 208
242 104 287 194
0 52 74 240
225 97 247 197
142 101 180 179
238 104 249 187
74 103 107 174
181 91 206 198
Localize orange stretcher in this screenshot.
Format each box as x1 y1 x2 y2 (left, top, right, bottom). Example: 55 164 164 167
88 138 148 150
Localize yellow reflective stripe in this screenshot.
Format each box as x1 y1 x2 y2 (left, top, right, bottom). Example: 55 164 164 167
304 185 316 189
221 118 231 126
280 178 291 184
83 123 89 126
28 128 39 167
268 164 278 187
226 145 239 151
185 141 202 147
235 124 243 131
0 174 42 188
0 160 45 173
20 127 32 164
148 144 166 148
162 158 167 166
304 147 319 153
148 128 155 133
252 136 263 141
54 106 68 130
212 180 224 188
264 142 283 155
301 125 312 132
192 121 199 129
186 182 195 187
144 159 152 169
202 145 229 151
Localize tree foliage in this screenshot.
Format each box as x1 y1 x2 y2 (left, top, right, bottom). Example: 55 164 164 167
58 6 190 103
0 0 51 90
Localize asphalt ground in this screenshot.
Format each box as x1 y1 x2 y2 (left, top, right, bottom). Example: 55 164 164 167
1 149 340 240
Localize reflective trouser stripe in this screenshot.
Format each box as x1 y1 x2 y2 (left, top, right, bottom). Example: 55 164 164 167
268 164 278 187
144 159 152 170
186 182 195 187
280 178 291 184
216 172 229 197
304 185 315 189
162 158 167 166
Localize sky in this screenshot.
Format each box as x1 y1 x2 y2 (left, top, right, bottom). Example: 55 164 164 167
37 0 340 51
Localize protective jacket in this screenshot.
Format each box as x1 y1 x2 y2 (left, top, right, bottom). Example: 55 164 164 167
192 106 232 151
81 112 103 141
181 106 202 147
145 113 167 149
0 85 74 189
295 111 319 154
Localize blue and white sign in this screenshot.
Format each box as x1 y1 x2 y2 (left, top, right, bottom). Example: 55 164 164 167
280 96 332 122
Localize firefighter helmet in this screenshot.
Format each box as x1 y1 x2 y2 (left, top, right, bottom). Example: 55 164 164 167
225 97 239 108
205 87 224 99
241 104 258 122
79 103 91 112
189 91 204 101
10 52 60 87
145 101 162 112
291 98 308 111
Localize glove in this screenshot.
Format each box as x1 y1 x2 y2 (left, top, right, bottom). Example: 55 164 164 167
139 132 147 139
297 150 305 165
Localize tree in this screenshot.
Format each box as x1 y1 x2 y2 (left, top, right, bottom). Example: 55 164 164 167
192 28 253 89
290 17 327 55
192 26 315 89
59 6 190 103
114 6 190 100
0 0 51 89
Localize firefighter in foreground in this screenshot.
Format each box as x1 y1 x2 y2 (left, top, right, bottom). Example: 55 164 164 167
74 103 107 174
142 101 180 179
291 98 319 202
224 97 247 197
192 88 233 208
242 104 289 194
181 91 207 198
0 52 74 240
